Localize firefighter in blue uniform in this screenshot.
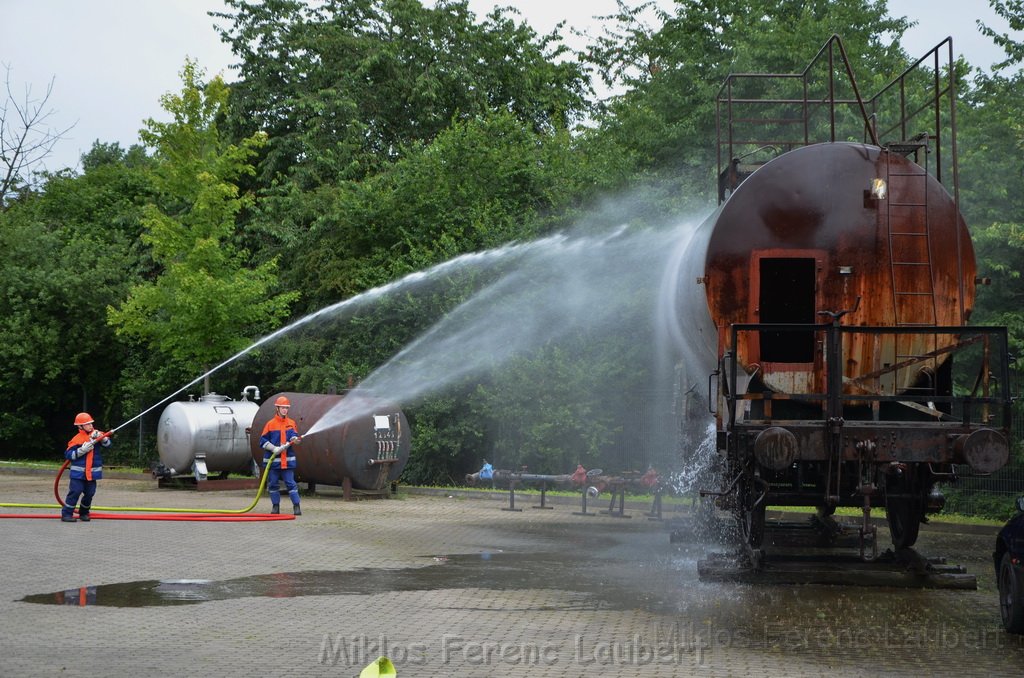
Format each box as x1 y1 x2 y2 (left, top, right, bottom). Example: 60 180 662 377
260 395 302 515
62 412 111 522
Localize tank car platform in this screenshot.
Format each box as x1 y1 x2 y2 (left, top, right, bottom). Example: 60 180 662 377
697 549 977 588
697 515 978 588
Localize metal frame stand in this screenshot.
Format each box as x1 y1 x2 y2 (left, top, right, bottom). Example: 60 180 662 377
573 487 596 517
601 484 631 518
532 482 553 509
502 478 523 512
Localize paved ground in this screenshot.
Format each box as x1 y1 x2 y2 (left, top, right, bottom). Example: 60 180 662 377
2 471 1023 677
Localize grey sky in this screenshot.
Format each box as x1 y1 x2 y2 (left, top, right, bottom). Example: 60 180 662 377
2 0 1015 175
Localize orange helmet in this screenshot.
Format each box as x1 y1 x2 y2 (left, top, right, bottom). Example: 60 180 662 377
274 396 291 407
74 412 94 426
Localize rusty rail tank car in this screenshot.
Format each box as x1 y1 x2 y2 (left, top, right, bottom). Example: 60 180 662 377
249 392 410 491
684 36 1012 559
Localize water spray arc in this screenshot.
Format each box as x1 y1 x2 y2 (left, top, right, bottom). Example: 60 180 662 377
105 232 571 443
301 222 707 449
2 235 566 515
4 221 717 517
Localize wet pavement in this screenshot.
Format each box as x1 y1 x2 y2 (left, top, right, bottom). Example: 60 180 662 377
2 472 1023 677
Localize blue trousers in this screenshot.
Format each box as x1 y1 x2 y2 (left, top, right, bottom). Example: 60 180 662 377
267 466 300 507
63 477 96 519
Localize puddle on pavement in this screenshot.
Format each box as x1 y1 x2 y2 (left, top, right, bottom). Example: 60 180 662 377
20 548 713 610
20 545 1003 653
20 514 1000 658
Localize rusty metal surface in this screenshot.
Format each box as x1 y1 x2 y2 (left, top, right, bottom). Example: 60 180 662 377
739 424 993 465
692 37 1009 557
703 142 975 395
249 392 410 490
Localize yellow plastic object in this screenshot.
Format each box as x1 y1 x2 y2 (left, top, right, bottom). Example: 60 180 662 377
359 657 397 677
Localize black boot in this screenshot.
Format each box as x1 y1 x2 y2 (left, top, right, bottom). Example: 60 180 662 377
270 504 279 514
79 512 90 522
60 515 77 523
293 505 302 516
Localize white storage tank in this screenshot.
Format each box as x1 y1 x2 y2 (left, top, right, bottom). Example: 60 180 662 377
155 388 261 480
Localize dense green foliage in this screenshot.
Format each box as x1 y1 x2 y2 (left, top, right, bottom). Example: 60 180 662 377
1 1 1022 495
108 61 298 394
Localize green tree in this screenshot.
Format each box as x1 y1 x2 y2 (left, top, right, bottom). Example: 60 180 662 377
294 112 595 304
0 143 154 453
212 0 595 291
963 2 1024 354
108 61 298 393
979 0 1024 69
214 0 591 186
584 0 913 212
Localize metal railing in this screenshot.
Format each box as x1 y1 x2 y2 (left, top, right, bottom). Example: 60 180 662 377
716 35 958 205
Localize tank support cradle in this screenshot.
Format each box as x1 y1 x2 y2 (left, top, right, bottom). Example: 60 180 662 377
192 454 209 482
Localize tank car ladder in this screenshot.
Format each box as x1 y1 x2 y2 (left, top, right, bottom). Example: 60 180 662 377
882 143 941 397
884 141 938 328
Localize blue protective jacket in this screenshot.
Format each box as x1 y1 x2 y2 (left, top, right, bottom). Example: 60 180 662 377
65 430 111 480
259 416 300 469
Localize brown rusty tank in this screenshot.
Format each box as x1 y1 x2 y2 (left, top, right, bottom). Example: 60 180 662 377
700 141 975 397
249 392 410 490
688 36 1012 557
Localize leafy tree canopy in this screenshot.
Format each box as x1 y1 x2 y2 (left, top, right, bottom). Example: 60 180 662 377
213 0 592 187
108 61 298 390
583 0 914 209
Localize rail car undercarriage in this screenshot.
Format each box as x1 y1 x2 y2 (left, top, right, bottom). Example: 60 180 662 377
702 322 1011 568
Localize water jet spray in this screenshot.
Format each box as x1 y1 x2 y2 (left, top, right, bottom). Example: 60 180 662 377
108 233 570 440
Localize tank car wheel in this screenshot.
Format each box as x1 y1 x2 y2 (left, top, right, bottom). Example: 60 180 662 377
999 552 1024 634
885 493 922 549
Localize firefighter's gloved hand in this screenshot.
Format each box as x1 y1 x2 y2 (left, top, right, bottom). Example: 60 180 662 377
90 430 102 440
80 441 94 454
